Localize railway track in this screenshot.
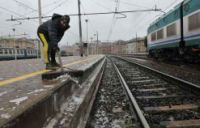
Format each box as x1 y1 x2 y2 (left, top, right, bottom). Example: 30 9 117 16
86 59 141 128
110 56 200 128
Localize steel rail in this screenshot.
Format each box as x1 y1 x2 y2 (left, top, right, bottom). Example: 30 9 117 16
111 59 150 128
117 56 200 91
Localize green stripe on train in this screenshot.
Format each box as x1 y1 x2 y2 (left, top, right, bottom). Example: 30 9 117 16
148 38 200 50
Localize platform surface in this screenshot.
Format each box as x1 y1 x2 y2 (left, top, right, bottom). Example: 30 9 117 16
0 55 104 126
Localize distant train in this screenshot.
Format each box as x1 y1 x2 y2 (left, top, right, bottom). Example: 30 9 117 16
147 0 200 62
0 48 38 60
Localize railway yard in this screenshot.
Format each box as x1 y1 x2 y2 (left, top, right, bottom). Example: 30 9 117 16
0 0 200 127
0 55 199 128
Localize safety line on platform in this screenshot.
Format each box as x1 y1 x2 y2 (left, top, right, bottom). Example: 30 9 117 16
0 56 97 87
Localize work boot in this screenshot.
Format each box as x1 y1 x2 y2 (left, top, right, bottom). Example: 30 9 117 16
46 63 58 70
51 62 61 68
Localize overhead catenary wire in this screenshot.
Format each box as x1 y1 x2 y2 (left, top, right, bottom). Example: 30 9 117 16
81 0 98 35
11 0 41 17
106 0 119 40
118 1 149 9
107 0 124 40
6 8 163 21
110 0 149 9
42 0 59 8
12 0 37 12
123 0 181 40
44 0 70 15
0 6 24 18
0 5 38 24
90 0 113 11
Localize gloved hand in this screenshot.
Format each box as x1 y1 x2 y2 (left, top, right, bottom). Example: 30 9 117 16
53 45 60 52
63 25 70 31
66 25 70 30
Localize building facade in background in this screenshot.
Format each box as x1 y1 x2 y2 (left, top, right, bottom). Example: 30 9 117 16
0 38 36 49
57 37 147 56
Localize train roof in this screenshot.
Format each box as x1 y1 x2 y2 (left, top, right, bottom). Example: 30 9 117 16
148 0 197 34
150 3 181 25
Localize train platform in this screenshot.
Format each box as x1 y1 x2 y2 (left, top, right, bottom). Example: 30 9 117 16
0 55 105 128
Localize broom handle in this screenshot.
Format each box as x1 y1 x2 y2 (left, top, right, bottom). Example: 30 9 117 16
57 51 64 72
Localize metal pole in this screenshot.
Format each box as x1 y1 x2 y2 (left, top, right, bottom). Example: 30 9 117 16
85 19 88 56
96 31 98 54
85 19 88 43
78 0 83 57
90 37 93 54
38 0 42 25
179 1 185 55
38 0 42 59
37 40 39 58
12 28 17 60
136 33 138 53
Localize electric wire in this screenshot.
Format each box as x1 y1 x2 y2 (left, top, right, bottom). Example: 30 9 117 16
81 0 96 35
12 0 37 12
11 0 41 18
7 8 162 21
44 0 70 15
110 0 149 9
120 1 149 9
131 0 181 39
42 0 59 8
107 0 120 41
90 0 113 11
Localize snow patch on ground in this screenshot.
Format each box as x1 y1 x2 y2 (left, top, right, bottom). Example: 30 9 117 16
44 85 53 88
132 58 147 62
9 96 28 105
111 120 124 128
27 89 45 95
44 118 58 128
1 113 11 119
0 91 7 97
72 96 82 104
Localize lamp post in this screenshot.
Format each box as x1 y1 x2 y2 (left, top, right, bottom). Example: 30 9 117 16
94 31 98 54
90 37 93 54
85 19 88 43
77 0 83 56
12 28 17 60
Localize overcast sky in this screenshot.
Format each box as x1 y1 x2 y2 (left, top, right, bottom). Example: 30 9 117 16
0 0 183 46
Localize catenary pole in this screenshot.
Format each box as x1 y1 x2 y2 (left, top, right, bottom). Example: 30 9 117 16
78 0 83 56
38 0 42 59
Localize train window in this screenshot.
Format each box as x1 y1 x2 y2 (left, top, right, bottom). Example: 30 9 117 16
4 49 8 54
151 32 156 41
0 49 2 54
189 12 200 31
157 29 164 40
20 50 23 54
17 49 20 54
9 49 12 54
167 23 177 37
